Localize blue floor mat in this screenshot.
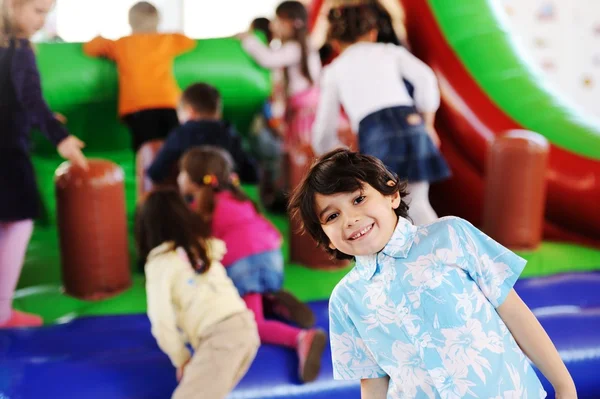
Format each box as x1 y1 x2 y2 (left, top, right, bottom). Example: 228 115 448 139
3 273 600 398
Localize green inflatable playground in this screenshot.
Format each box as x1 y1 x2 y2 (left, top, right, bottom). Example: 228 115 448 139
4 0 600 398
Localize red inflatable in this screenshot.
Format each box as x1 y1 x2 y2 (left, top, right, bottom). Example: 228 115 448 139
309 0 600 248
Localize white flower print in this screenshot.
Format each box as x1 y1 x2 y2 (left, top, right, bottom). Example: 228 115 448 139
414 332 436 358
407 285 426 309
395 297 422 337
361 299 398 333
404 253 453 291
389 340 436 399
439 319 495 382
330 331 380 379
329 217 545 398
430 360 477 399
458 225 515 306
413 227 429 245
454 284 491 321
476 254 513 305
495 363 526 399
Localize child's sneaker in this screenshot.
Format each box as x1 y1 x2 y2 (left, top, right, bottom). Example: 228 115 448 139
297 328 327 383
0 310 43 329
264 290 315 328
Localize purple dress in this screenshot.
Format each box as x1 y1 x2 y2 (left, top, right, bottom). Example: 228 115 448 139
0 38 68 222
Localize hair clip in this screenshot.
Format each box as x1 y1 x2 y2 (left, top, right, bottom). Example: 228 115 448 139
230 173 240 187
202 174 219 187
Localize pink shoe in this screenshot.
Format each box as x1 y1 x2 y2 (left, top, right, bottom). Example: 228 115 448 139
297 328 327 383
0 310 43 328
264 290 316 328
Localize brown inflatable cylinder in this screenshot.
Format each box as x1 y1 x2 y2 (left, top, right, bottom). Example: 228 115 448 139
136 139 180 200
482 130 550 250
55 159 131 300
288 149 349 270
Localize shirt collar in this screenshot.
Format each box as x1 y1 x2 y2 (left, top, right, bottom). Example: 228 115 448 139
355 217 418 280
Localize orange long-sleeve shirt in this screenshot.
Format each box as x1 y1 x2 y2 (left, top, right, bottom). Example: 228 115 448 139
83 33 196 117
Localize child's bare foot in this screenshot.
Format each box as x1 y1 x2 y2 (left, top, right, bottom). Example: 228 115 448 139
297 328 327 383
0 310 43 329
264 290 315 328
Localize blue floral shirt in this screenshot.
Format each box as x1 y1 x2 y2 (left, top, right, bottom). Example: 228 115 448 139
329 216 546 398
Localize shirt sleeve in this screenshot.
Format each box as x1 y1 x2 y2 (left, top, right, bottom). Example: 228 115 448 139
393 45 440 113
169 33 196 56
145 256 191 368
146 129 183 183
453 218 527 308
241 35 301 69
329 294 387 380
83 36 117 60
13 44 68 146
311 67 343 155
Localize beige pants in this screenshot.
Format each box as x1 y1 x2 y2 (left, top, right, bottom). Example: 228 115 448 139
172 310 260 399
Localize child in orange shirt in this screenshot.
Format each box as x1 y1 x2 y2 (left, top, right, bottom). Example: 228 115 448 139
83 1 196 152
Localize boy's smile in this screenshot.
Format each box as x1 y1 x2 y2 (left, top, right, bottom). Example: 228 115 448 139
315 182 401 257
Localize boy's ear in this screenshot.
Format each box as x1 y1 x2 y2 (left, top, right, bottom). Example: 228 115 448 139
387 180 402 209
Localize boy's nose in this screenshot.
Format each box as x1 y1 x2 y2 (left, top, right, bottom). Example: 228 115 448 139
345 214 361 227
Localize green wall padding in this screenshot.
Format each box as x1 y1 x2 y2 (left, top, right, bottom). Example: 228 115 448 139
32 37 271 155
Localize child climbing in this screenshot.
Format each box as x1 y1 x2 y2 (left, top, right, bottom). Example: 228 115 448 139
83 1 196 152
237 0 322 149
135 189 259 399
177 146 326 383
311 0 451 225
146 82 258 185
289 149 577 399
0 0 88 329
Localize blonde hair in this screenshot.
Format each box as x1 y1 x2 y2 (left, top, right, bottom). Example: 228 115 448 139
1 0 42 41
128 1 159 33
0 0 13 41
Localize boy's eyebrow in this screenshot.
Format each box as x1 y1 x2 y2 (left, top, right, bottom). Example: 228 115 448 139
318 205 332 220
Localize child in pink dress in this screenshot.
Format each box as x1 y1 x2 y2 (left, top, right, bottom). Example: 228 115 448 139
177 146 326 383
238 1 321 150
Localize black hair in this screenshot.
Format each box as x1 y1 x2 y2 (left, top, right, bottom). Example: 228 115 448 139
181 83 221 116
288 148 410 260
135 188 211 272
275 1 314 88
251 17 273 43
179 146 261 222
327 2 379 44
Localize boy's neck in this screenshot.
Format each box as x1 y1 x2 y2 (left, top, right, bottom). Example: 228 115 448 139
130 28 158 35
188 113 221 123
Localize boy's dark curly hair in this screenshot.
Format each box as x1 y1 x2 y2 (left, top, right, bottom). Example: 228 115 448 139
288 149 410 260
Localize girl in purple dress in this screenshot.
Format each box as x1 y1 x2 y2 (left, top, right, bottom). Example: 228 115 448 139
0 0 88 328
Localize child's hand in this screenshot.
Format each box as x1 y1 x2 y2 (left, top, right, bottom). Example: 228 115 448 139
176 358 191 382
426 125 441 148
54 112 67 124
57 135 88 171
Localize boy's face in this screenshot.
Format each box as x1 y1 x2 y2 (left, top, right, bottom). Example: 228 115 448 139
315 182 401 257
